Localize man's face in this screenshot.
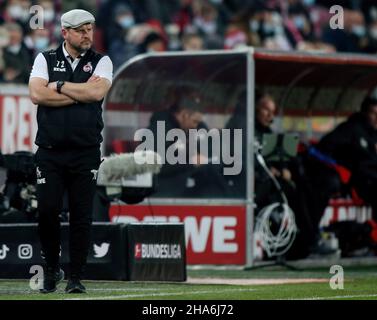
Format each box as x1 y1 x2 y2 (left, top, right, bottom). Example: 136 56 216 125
366 105 377 130
179 110 203 131
62 23 93 53
183 36 203 51
256 97 276 128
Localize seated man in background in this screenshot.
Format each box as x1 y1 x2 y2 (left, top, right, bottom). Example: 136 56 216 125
316 96 377 221
253 92 326 258
147 90 229 198
226 90 324 258
304 97 377 251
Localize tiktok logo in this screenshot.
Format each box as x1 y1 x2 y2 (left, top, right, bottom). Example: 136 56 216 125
0 244 10 260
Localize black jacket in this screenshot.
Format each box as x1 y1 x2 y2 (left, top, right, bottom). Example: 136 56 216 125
35 44 104 149
317 112 377 173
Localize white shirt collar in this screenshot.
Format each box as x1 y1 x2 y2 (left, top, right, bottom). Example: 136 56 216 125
62 42 86 62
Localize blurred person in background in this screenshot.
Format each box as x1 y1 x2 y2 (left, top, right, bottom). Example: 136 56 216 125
35 0 59 43
173 0 195 34
97 0 146 52
314 97 377 225
0 26 9 81
107 3 140 70
191 0 225 49
181 31 204 50
2 22 31 83
283 2 314 49
138 31 166 53
322 9 368 53
3 0 31 33
25 27 56 58
223 18 248 49
147 89 229 198
365 18 377 54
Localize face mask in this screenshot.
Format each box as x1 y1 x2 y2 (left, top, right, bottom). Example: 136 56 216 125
0 36 9 47
34 37 49 50
249 20 259 32
263 22 275 35
43 9 54 23
7 44 21 54
275 24 284 35
303 0 315 6
118 15 135 29
293 16 306 30
210 0 223 4
20 9 29 22
370 28 377 40
352 25 366 37
8 5 23 19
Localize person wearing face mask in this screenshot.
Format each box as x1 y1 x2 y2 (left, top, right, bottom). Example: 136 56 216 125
5 0 31 32
138 31 166 53
322 9 367 53
284 4 314 48
2 22 32 83
26 28 54 58
107 4 140 70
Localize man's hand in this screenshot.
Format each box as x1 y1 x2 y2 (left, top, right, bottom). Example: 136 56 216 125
29 77 76 107
59 75 112 103
48 81 57 91
270 166 292 181
48 75 100 91
88 74 101 82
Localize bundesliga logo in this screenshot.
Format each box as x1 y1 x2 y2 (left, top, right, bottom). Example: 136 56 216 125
134 243 182 260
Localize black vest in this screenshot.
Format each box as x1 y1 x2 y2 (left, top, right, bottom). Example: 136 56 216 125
35 44 104 149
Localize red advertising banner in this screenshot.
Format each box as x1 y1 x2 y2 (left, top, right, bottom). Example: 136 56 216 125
109 204 247 265
0 94 37 153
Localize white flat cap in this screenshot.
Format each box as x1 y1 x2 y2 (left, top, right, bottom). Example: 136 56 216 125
61 9 95 29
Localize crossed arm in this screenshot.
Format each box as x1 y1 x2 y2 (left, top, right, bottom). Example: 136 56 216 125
29 75 111 107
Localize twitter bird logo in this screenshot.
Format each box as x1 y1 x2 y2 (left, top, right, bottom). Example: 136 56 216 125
93 243 110 258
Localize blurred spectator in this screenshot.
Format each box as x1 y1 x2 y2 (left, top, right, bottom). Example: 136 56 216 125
191 0 224 48
107 3 140 70
365 18 377 54
24 27 56 58
283 2 314 49
34 0 59 43
322 9 368 53
173 0 195 34
4 0 32 34
0 26 10 78
138 31 166 53
224 22 248 49
2 22 31 83
0 0 375 82
181 32 204 50
97 0 147 52
142 0 181 25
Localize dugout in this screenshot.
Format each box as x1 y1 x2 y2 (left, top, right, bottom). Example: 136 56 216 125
103 48 377 267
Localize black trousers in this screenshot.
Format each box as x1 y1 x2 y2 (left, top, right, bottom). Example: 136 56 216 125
35 146 101 277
